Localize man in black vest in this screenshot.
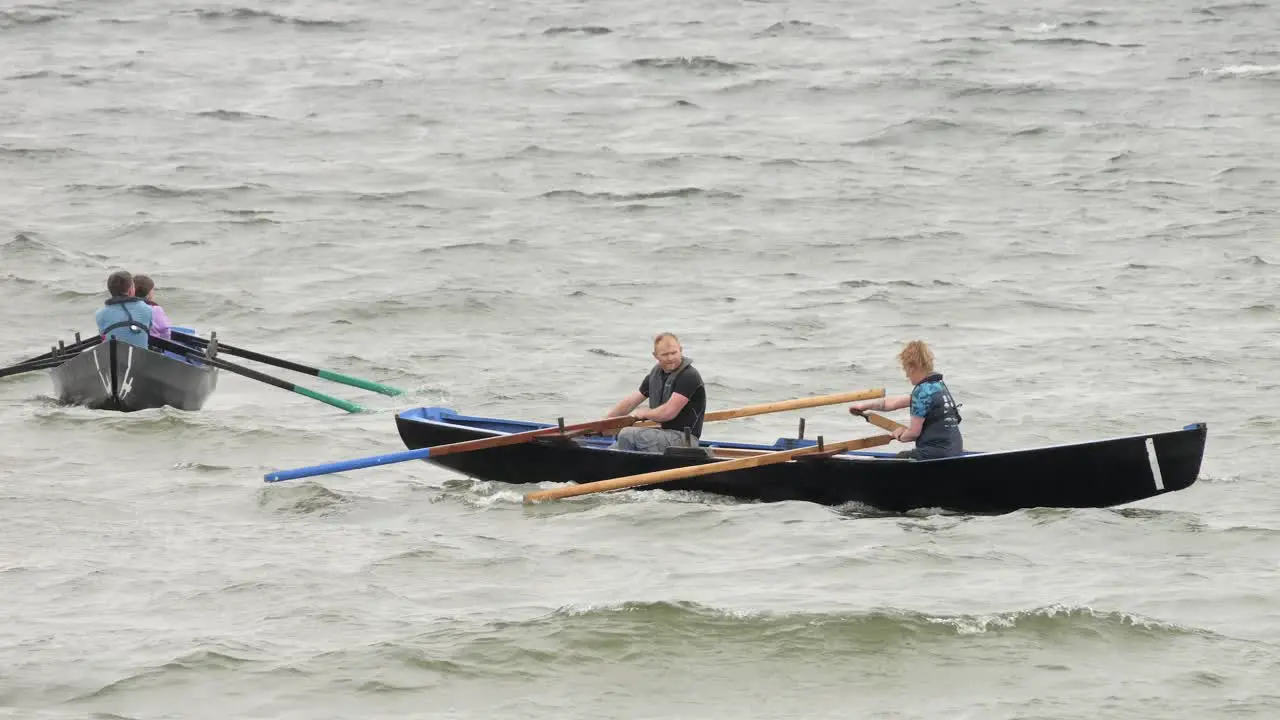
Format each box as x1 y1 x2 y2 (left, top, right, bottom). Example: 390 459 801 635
605 332 707 453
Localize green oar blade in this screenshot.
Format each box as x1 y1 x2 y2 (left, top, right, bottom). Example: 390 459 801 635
294 386 365 413
317 369 404 396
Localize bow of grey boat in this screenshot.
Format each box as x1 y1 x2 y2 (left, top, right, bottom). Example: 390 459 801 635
50 338 218 412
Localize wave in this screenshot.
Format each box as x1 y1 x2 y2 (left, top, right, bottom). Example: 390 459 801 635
753 20 847 38
540 601 1204 641
626 56 751 73
0 143 76 158
5 69 79 82
417 239 522 256
1195 1 1267 13
0 9 64 29
543 26 611 36
1026 20 1103 32
257 482 354 516
64 183 267 199
1200 64 1280 79
264 602 1217 679
350 189 437 203
192 7 360 29
0 232 101 266
540 187 740 202
170 461 233 473
194 109 276 121
950 81 1053 98
844 117 968 147
1013 37 1140 48
73 648 266 702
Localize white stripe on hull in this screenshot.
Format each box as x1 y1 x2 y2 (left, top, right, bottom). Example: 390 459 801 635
1145 437 1165 491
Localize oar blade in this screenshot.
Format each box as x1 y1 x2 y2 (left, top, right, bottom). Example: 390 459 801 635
153 335 366 414
294 386 365 413
265 447 433 483
174 331 406 397
262 415 641 483
317 369 404 396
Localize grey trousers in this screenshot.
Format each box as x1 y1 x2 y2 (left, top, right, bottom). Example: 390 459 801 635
611 427 696 453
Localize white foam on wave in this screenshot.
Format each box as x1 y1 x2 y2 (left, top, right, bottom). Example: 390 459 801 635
1201 64 1280 77
924 603 1178 635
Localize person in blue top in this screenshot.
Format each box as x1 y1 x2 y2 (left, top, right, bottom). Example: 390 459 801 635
849 340 963 459
94 270 153 349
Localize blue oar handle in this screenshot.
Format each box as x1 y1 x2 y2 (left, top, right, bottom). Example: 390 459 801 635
264 446 433 483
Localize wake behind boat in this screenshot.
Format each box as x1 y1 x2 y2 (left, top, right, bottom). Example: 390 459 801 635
50 336 217 412
393 407 1207 513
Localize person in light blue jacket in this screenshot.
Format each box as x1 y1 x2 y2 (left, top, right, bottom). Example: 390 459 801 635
849 340 963 459
94 270 153 349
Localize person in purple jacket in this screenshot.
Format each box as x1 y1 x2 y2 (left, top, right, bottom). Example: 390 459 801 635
131 274 172 341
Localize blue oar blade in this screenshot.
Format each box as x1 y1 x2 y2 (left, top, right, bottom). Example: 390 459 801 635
264 446 433 483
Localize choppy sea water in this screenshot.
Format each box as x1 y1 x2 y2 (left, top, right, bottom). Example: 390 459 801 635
1 0 1278 717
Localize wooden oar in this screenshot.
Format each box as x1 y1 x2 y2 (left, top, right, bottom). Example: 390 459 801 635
523 434 895 503
263 414 644 483
853 410 908 433
150 336 365 414
638 388 886 427
172 331 404 396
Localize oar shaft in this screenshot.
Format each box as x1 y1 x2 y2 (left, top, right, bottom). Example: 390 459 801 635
524 434 895 502
206 355 365 413
152 337 364 413
316 369 403 396
637 388 885 427
173 332 404 396
263 414 642 482
265 447 433 482
0 356 67 379
10 335 100 367
859 412 907 433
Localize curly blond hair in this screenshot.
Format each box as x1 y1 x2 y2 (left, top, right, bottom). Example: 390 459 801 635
898 340 934 374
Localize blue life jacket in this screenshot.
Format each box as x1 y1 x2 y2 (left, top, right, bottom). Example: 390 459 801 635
95 297 153 349
910 373 963 458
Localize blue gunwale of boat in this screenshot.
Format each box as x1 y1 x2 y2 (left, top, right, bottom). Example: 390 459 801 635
397 407 1209 461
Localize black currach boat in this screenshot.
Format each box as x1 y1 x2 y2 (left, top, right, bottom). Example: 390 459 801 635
50 337 218 412
395 407 1207 513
